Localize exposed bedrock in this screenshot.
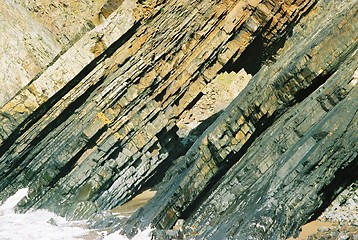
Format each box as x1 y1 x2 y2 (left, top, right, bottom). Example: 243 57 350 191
123 0 358 238
0 0 357 239
0 0 61 107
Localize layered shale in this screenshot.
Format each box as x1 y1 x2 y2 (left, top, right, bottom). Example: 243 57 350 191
0 0 357 239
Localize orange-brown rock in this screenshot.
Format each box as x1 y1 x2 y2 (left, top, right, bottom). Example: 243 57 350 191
0 0 356 239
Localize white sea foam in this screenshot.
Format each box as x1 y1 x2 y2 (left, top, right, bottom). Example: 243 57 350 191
0 188 152 240
0 188 90 240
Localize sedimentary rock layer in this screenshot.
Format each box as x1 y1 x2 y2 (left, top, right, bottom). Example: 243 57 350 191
0 0 61 107
0 0 356 239
0 0 128 108
123 0 358 238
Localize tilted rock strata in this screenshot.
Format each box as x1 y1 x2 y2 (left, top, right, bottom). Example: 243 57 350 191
0 0 140 109
124 0 358 238
0 0 137 144
0 0 316 219
0 0 356 239
177 70 252 139
0 0 61 107
13 0 106 45
183 53 357 240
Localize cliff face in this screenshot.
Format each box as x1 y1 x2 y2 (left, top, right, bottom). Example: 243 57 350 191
0 0 357 239
0 0 126 108
0 0 61 107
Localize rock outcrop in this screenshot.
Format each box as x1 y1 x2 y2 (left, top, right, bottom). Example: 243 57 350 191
0 0 356 239
0 0 131 108
0 0 61 107
306 181 358 239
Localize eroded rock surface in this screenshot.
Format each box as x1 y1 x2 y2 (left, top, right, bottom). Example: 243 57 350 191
0 0 61 107
304 182 358 239
13 0 106 44
0 0 138 108
0 0 356 239
177 70 251 140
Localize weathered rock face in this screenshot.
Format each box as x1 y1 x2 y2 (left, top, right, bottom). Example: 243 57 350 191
0 0 357 239
123 1 358 237
307 181 358 239
0 0 61 107
177 70 252 139
0 0 132 108
13 0 106 44
319 182 358 227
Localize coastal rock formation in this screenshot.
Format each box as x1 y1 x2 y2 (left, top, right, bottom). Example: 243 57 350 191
0 0 356 239
306 182 358 240
319 182 358 227
0 0 61 107
124 1 357 238
0 0 132 108
177 70 252 141
13 0 105 44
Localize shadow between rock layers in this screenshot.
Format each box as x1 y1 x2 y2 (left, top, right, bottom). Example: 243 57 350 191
0 0 357 239
123 0 358 239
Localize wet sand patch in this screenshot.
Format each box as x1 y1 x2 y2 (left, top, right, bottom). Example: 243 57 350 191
110 190 156 217
287 220 336 240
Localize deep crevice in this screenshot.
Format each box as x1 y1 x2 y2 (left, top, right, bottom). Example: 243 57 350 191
154 87 168 102
221 34 266 75
309 155 358 222
294 71 333 103
219 18 294 76
141 111 222 192
185 92 204 112
180 112 277 220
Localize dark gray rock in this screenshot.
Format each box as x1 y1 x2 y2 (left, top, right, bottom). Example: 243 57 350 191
0 0 356 239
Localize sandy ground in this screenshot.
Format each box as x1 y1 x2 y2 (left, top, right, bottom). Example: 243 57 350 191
287 220 336 240
110 191 344 239
110 190 157 217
